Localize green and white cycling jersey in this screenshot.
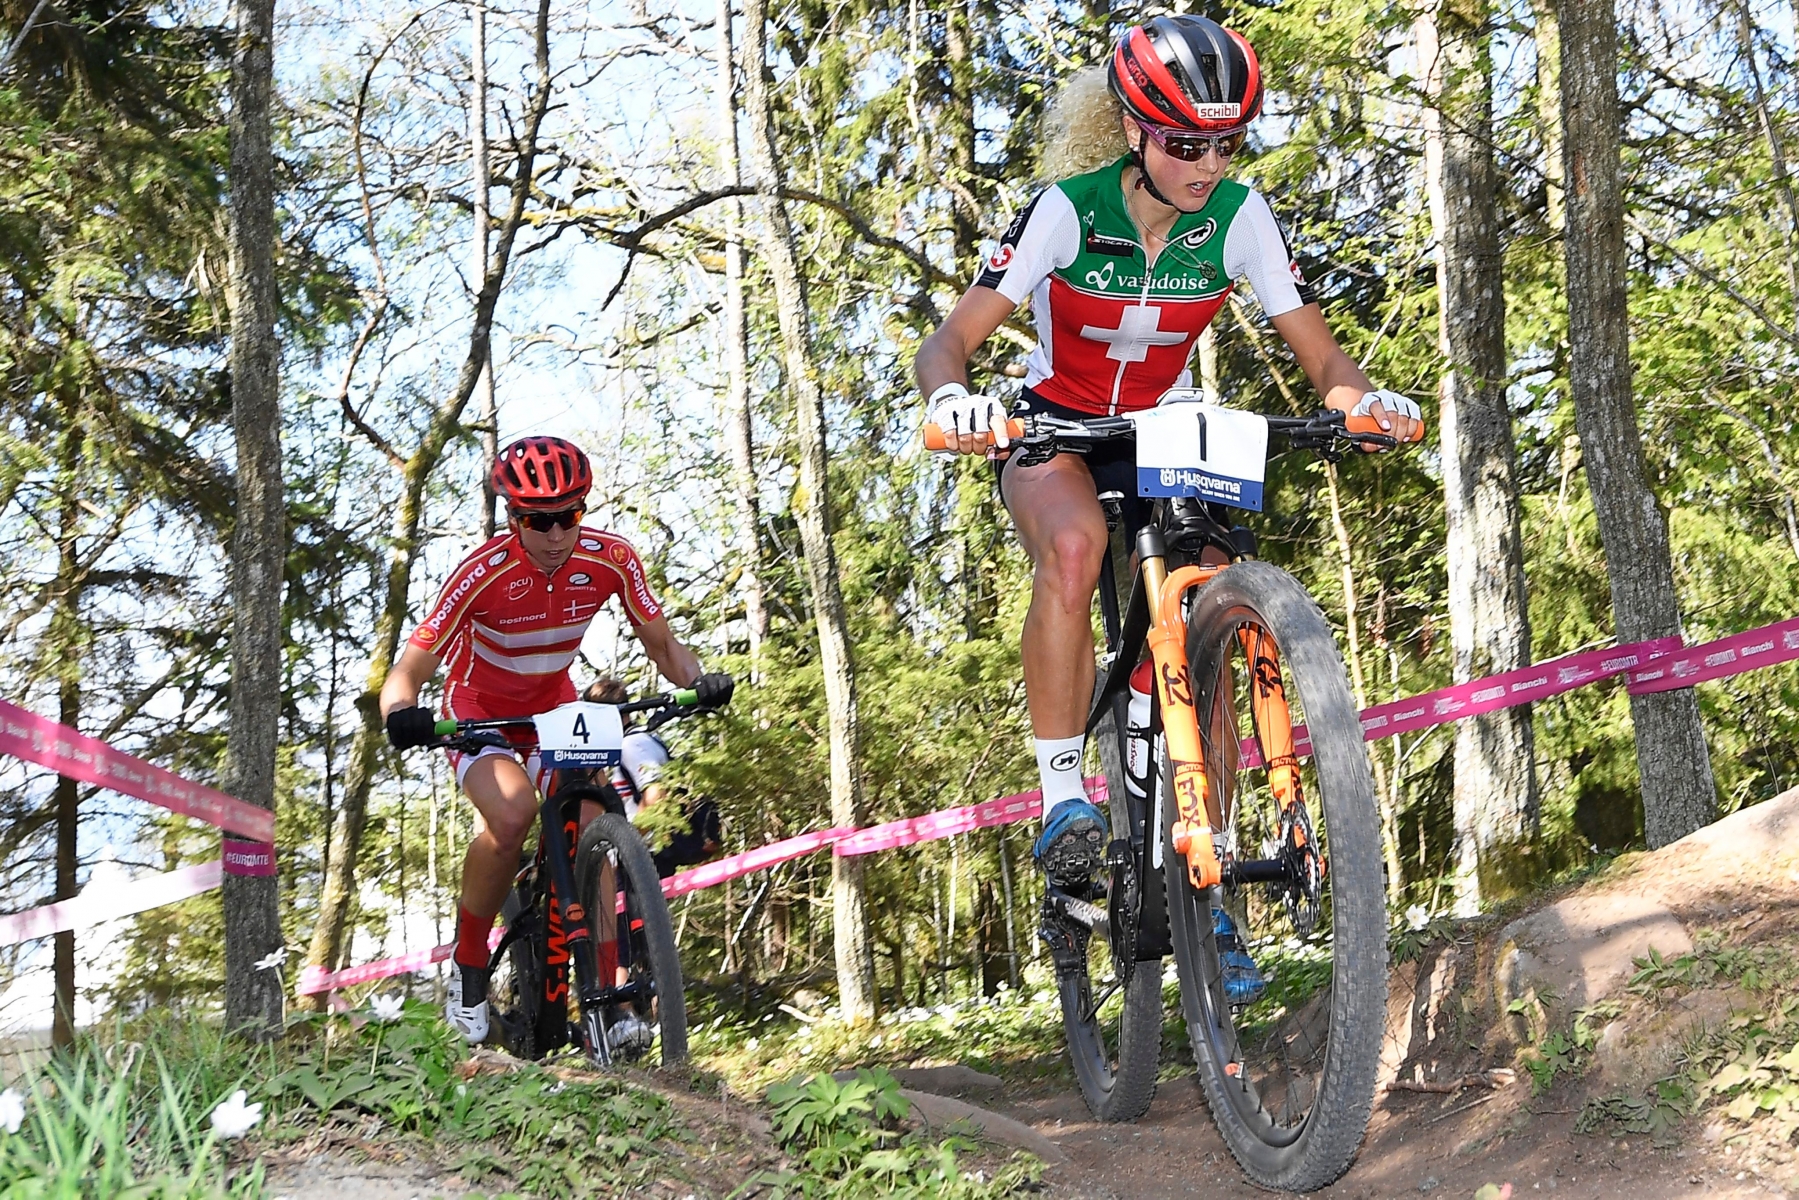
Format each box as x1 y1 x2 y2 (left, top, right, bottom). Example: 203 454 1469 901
974 155 1316 415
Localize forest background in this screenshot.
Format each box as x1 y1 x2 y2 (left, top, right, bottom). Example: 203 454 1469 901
2 0 1797 1039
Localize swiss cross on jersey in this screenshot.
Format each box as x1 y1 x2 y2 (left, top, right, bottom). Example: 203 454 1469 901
1043 203 1242 412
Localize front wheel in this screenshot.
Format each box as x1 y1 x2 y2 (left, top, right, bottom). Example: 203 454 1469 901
575 813 688 1065
1053 685 1163 1123
1166 562 1387 1192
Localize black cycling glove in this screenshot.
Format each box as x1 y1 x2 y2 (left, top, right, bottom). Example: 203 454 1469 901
693 672 735 710
385 705 439 750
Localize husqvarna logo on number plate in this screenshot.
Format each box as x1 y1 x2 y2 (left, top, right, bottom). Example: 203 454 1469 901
534 701 625 769
1129 395 1269 511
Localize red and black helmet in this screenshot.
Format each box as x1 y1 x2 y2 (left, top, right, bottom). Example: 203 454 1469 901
1108 15 1262 133
491 435 593 510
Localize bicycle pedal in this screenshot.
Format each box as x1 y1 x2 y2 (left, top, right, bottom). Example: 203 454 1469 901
1105 838 1132 869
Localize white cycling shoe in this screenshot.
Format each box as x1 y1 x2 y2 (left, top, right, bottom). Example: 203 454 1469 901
606 1010 654 1057
445 964 490 1044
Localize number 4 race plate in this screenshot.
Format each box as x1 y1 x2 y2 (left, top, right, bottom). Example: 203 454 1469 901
534 702 625 769
1129 397 1269 511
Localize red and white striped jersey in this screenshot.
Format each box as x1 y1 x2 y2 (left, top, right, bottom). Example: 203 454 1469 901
407 528 664 717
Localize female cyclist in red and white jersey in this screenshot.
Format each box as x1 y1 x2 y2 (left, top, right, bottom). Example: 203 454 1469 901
380 435 732 1043
915 17 1422 899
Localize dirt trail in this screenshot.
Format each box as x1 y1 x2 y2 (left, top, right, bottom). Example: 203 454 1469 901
980 788 1799 1199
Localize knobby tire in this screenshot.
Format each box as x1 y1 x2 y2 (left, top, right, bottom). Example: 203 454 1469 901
1166 561 1387 1192
1057 686 1163 1123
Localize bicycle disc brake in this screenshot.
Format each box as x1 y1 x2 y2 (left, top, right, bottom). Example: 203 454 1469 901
1278 800 1324 937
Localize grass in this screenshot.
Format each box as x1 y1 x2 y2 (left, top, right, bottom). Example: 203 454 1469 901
0 1026 263 1198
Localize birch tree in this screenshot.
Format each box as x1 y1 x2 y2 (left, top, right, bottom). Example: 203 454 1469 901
737 0 877 1017
1558 0 1716 846
1418 0 1536 908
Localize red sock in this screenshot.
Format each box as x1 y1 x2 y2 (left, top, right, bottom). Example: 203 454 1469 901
455 906 495 969
598 938 618 983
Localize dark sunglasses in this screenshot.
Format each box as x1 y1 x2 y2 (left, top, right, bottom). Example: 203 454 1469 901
1137 120 1247 163
511 506 584 533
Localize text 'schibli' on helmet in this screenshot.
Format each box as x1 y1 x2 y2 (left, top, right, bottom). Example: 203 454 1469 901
1108 15 1263 134
491 436 593 510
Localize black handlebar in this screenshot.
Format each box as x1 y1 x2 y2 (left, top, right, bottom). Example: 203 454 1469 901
1003 409 1394 466
427 688 706 754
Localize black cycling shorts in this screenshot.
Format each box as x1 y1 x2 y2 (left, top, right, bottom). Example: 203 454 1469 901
994 388 1152 534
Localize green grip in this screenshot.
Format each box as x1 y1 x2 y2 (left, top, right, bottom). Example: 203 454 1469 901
674 688 699 706
433 719 459 736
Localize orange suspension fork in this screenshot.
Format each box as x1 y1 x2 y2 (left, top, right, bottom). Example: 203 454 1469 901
1142 539 1223 891
1239 625 1304 822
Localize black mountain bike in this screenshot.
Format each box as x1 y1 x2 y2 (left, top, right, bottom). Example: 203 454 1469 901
429 689 706 1068
931 402 1410 1189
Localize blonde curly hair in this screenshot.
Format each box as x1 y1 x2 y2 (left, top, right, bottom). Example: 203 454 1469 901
1039 66 1127 183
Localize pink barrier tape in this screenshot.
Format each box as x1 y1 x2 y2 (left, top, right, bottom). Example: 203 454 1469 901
0 861 223 947
222 840 277 877
297 927 504 996
0 699 274 842
833 776 1106 857
661 827 849 898
1627 618 1799 694
1355 637 1682 741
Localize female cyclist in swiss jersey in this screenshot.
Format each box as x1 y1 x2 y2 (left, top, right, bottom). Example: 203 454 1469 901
914 17 1421 978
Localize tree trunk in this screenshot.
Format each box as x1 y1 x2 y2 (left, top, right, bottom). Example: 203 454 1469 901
221 0 286 1039
301 0 557 1005
715 0 767 672
1419 0 1537 911
50 429 80 1046
472 0 499 540
1734 0 1799 335
737 0 877 1019
1558 0 1715 846
1530 0 1564 231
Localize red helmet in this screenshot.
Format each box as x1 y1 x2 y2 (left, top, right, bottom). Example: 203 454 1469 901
491 436 593 510
1108 16 1262 133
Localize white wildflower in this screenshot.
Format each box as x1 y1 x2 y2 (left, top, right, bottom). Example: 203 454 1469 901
0 1087 23 1135
1405 904 1431 932
252 946 288 972
209 1089 262 1139
368 993 405 1024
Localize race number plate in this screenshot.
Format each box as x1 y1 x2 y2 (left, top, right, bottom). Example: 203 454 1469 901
1130 396 1269 511
534 702 624 769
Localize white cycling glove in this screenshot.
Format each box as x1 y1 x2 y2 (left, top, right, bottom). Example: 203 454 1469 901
1351 388 1422 429
926 382 1011 449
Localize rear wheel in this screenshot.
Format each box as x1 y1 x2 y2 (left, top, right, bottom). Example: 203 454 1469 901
1165 562 1386 1192
575 813 688 1065
1054 685 1163 1123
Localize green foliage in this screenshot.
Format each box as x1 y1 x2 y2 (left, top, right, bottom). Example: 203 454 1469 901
0 1030 262 1198
747 1067 1038 1198
1629 932 1789 998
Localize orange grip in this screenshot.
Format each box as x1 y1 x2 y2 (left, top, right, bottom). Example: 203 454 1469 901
1346 411 1425 444
922 419 1027 452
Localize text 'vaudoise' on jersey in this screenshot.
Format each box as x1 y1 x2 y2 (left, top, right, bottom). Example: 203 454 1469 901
406 528 664 717
974 155 1316 415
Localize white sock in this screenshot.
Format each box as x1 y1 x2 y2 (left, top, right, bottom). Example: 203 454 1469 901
1035 736 1088 808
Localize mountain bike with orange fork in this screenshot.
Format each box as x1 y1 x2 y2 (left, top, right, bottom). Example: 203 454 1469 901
927 399 1419 1190
427 689 706 1069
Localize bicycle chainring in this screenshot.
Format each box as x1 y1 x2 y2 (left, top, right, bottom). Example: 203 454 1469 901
1105 839 1138 988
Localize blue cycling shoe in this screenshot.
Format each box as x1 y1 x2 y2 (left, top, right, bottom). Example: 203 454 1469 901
1212 907 1268 1005
1033 798 1108 883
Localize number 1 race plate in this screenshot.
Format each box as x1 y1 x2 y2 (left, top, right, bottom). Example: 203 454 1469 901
534 702 625 769
1129 396 1269 511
